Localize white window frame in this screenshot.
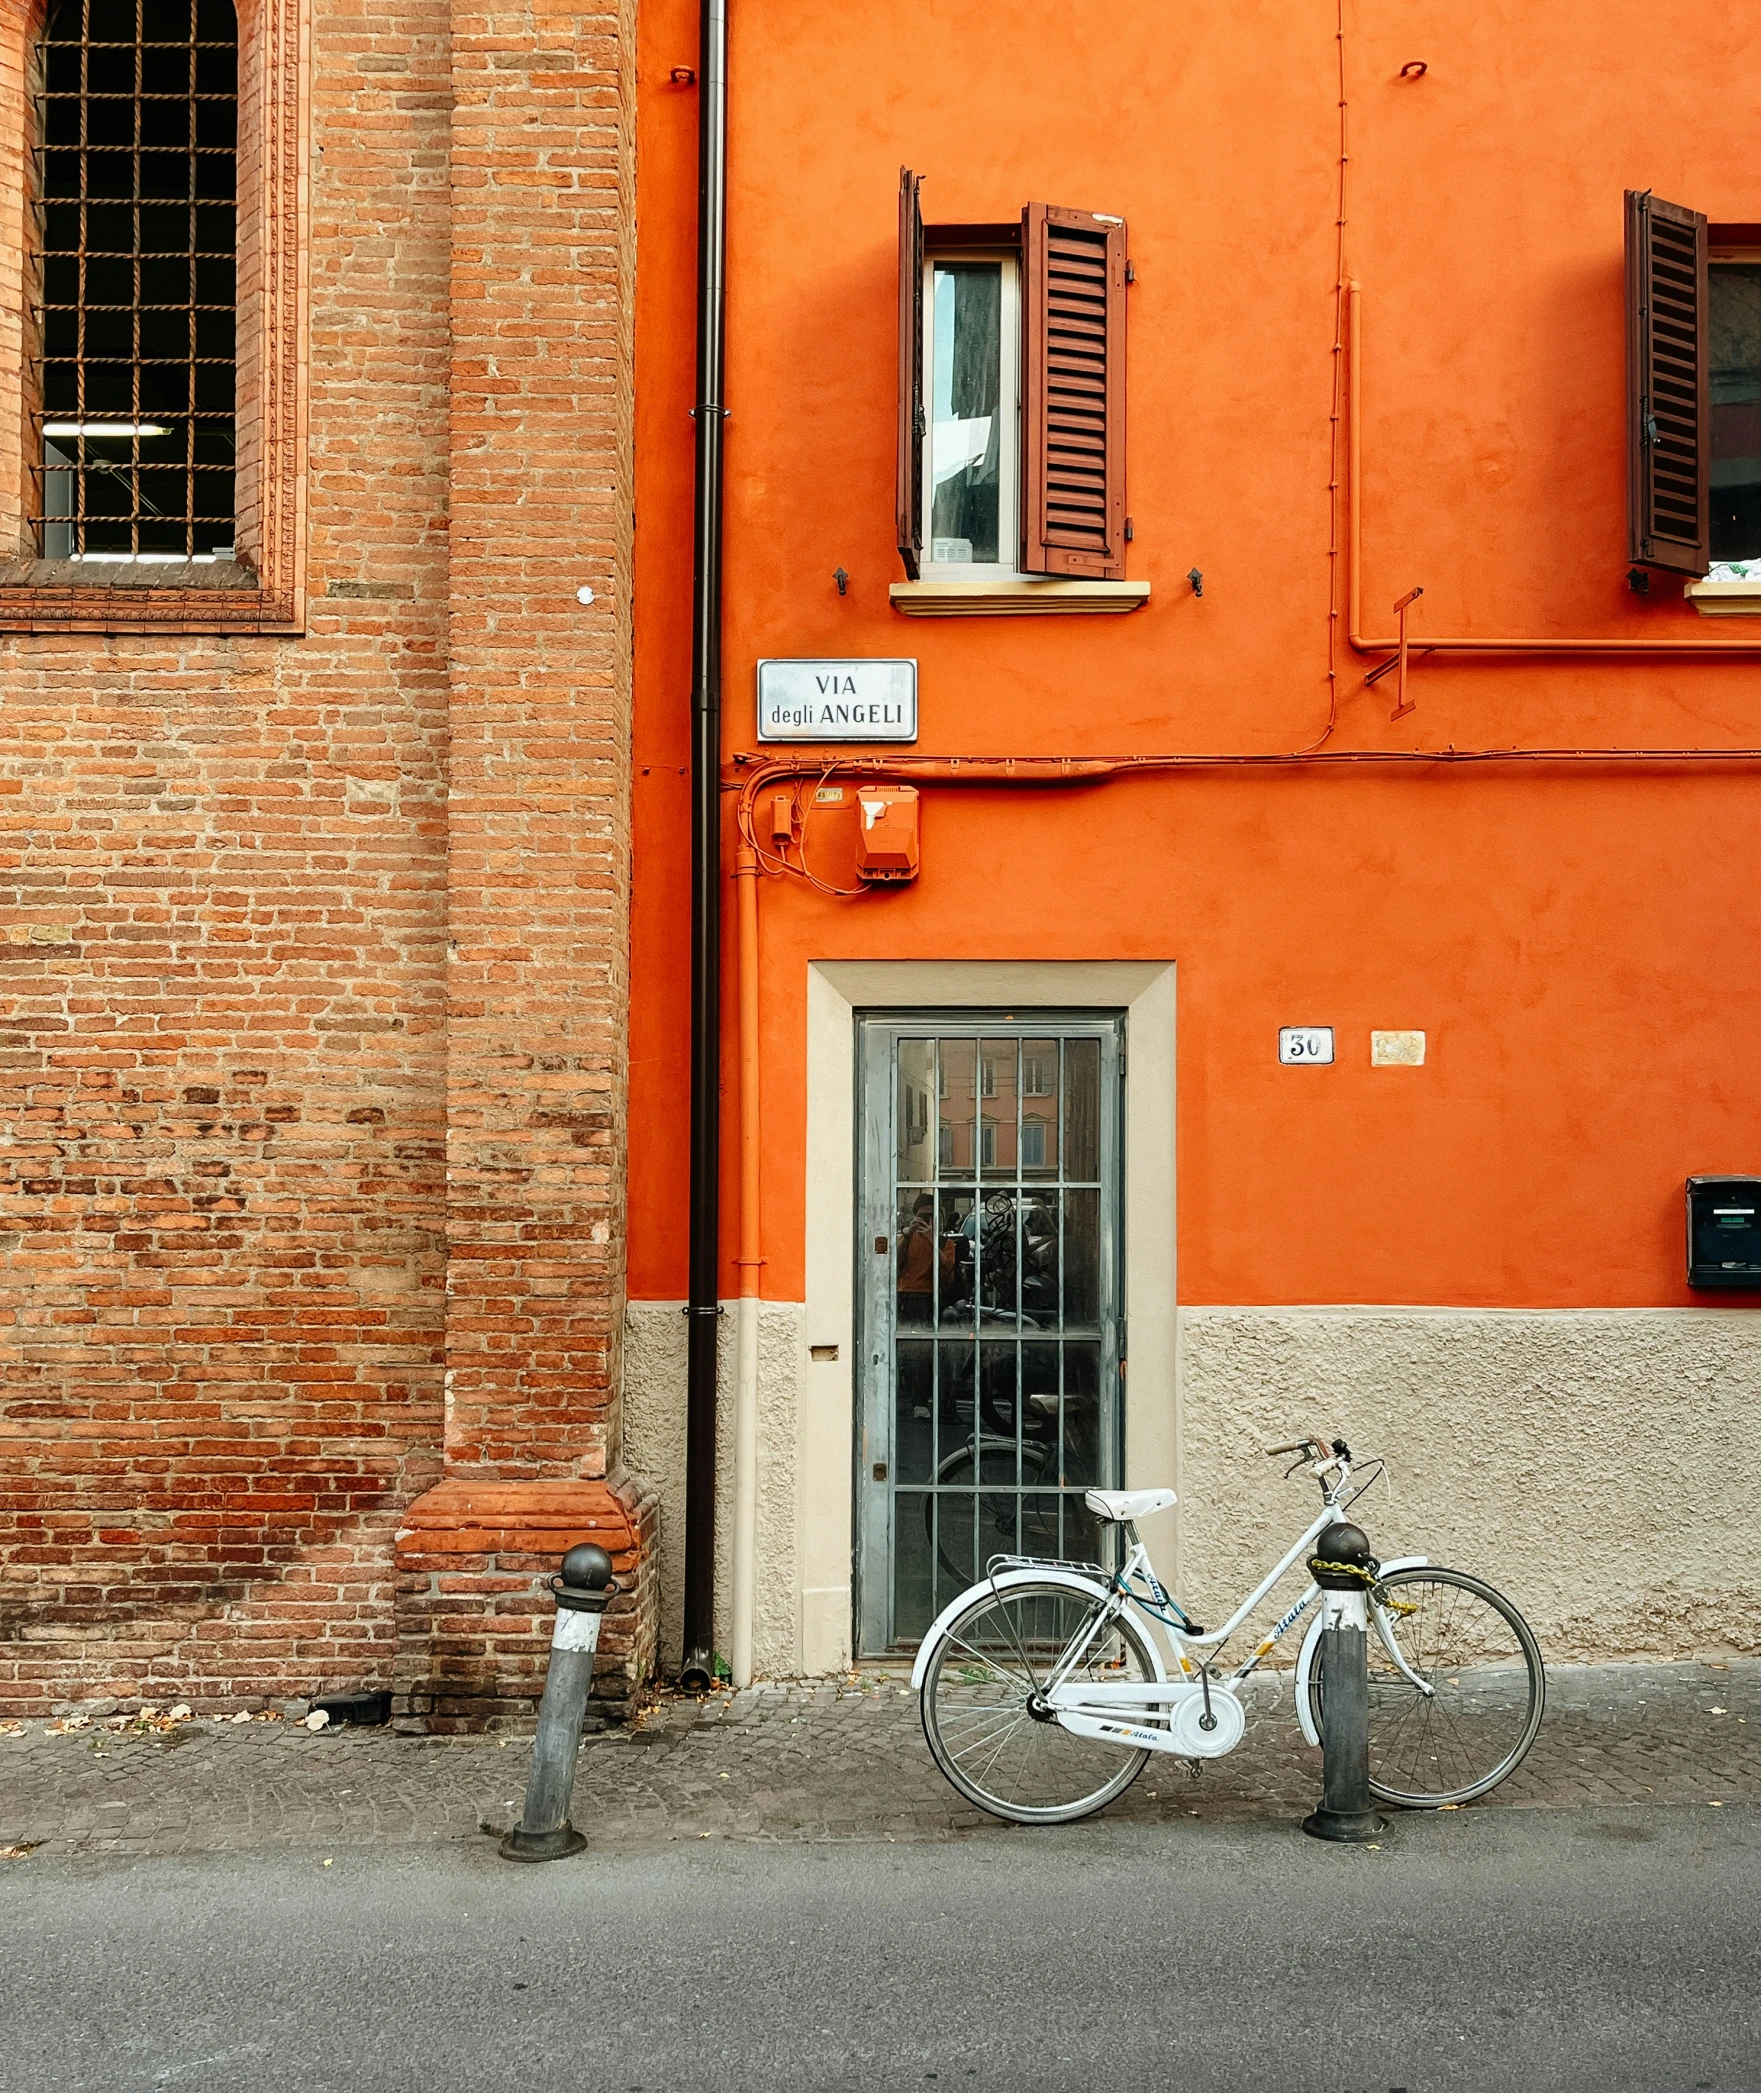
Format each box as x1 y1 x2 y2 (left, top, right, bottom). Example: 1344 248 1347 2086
921 249 1019 579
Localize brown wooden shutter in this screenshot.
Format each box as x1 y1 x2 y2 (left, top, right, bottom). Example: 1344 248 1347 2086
1020 205 1127 578
1626 189 1709 575
896 168 925 580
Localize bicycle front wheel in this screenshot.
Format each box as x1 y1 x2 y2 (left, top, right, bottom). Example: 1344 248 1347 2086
921 1580 1158 1825
1307 1566 1545 1807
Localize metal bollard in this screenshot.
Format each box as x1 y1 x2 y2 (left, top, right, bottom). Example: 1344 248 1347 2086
1301 1520 1387 1845
499 1543 617 1864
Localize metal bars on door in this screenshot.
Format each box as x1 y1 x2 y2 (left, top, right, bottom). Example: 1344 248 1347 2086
856 1013 1125 1654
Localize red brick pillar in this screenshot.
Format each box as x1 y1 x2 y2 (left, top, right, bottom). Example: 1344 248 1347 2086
395 0 656 1729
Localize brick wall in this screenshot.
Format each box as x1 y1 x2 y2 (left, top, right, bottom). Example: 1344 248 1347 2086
440 0 636 1486
0 0 651 1720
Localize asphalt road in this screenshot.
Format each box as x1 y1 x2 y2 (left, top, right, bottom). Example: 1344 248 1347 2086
5 1805 1757 2093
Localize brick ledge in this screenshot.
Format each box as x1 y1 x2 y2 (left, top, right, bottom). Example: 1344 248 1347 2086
395 1478 638 1568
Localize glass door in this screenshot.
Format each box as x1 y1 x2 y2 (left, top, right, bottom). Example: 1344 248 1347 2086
855 1012 1126 1654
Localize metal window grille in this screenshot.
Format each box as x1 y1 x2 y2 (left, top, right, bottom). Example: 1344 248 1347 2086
860 1019 1124 1651
30 0 237 563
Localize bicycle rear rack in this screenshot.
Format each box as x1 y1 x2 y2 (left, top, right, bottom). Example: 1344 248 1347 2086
985 1553 1111 1581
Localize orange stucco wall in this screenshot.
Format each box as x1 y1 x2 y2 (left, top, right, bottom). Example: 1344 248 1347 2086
629 0 1761 1312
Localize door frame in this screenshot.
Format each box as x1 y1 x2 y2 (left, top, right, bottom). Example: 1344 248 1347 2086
798 962 1178 1677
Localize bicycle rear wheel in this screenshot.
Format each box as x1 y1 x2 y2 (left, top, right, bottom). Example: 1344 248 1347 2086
920 1581 1157 1825
1307 1566 1545 1807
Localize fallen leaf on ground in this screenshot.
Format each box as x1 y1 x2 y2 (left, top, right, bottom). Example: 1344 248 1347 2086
101 1709 187 1736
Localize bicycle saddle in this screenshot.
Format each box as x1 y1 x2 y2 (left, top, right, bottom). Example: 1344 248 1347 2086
1083 1487 1178 1522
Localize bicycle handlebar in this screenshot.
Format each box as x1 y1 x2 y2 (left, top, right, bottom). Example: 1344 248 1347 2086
1267 1434 1354 1472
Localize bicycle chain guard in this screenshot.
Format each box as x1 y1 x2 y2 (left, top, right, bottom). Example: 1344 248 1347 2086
1170 1683 1244 1758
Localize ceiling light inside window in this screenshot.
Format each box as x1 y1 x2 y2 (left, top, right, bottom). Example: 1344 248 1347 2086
43 422 168 438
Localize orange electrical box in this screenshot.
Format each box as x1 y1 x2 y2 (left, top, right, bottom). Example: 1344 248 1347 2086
854 785 920 882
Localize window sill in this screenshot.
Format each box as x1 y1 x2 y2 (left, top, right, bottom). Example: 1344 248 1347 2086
1685 580 1761 617
889 578 1151 617
0 557 299 636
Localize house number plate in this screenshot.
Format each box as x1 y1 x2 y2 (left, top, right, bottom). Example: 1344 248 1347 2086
1278 1026 1335 1064
756 659 918 743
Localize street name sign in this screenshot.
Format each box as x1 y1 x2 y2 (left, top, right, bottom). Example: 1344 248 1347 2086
756 658 918 742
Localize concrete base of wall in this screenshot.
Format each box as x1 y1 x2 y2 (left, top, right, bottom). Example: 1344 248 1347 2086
622 1300 803 1680
624 1296 1761 1675
1176 1308 1761 1662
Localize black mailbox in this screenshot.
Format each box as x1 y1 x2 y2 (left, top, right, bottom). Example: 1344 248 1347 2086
1686 1177 1761 1290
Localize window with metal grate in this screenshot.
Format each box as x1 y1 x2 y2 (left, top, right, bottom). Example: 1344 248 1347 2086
31 0 238 564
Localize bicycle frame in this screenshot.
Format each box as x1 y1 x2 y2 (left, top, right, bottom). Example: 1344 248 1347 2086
1037 1501 1337 1711
1033 1477 1432 1743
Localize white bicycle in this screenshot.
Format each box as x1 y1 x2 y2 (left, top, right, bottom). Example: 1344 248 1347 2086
913 1434 1545 1826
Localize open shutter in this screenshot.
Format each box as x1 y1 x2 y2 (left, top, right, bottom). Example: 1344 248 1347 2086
1021 205 1127 578
896 168 925 580
1626 190 1709 575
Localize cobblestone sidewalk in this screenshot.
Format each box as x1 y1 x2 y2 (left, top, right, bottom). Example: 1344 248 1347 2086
3 1659 1757 1860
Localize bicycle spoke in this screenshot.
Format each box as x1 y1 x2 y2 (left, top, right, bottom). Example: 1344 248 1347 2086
994 1603 1043 1692
940 1626 1032 1687
941 1704 1030 1761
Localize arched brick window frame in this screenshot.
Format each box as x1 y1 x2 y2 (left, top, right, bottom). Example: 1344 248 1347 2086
0 0 306 632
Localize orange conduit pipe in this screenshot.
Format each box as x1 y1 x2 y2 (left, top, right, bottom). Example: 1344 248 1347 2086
1346 282 1761 668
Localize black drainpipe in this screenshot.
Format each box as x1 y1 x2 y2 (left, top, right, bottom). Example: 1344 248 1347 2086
680 0 729 1693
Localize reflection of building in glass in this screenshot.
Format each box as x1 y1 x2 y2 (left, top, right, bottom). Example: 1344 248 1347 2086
930 1039 1078 1178
1711 265 1761 561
